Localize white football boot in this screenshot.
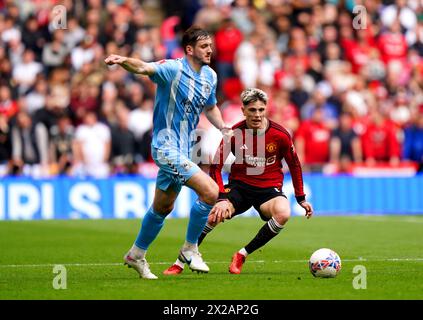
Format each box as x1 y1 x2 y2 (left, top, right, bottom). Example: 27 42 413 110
124 254 158 280
178 249 209 273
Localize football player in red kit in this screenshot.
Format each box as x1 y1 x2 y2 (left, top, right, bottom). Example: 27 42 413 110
164 88 313 275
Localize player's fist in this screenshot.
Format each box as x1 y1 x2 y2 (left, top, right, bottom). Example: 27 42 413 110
104 54 126 65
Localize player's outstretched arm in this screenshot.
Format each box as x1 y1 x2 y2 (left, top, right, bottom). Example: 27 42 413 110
104 54 155 76
299 201 313 219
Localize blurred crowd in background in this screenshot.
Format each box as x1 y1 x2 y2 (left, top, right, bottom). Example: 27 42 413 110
0 0 422 178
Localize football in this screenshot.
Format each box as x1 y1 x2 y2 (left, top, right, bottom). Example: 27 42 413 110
309 248 342 278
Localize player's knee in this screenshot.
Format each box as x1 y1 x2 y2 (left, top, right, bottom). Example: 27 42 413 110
199 183 219 205
273 210 290 226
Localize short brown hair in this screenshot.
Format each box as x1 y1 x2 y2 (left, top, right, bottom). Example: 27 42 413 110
182 26 211 53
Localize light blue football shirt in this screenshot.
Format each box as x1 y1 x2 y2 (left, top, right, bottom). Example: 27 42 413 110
148 57 217 156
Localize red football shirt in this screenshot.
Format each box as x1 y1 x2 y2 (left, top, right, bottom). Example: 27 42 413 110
209 119 305 199
378 32 408 65
214 27 243 63
295 120 330 164
361 121 401 161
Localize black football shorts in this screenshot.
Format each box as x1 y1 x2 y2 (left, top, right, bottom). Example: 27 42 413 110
224 180 287 221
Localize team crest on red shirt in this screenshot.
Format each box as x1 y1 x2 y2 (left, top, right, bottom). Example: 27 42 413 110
266 142 277 153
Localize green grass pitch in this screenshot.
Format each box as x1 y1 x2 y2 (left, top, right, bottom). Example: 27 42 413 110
0 215 422 300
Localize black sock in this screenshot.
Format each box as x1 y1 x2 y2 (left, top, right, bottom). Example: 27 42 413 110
244 218 284 254
198 223 214 246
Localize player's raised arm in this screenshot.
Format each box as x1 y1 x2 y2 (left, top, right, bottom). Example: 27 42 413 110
104 54 155 76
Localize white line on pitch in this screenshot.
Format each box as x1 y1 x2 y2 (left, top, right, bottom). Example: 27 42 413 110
343 216 423 223
0 258 422 268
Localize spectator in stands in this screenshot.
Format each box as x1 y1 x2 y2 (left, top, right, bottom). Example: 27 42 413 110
12 49 43 95
285 27 311 76
133 29 156 63
214 17 243 94
5 29 24 70
49 114 74 175
410 22 423 56
63 16 86 51
317 24 339 62
128 95 154 144
234 31 260 88
124 82 145 111
295 107 331 172
301 86 339 129
267 89 300 136
220 77 244 126
0 113 11 171
1 14 21 46
342 26 378 75
193 0 223 33
389 87 412 128
100 82 119 125
378 18 408 67
21 14 45 60
70 35 96 71
256 36 282 89
231 0 255 35
10 111 49 176
0 47 12 87
270 14 291 54
25 76 48 116
70 81 101 126
138 128 153 164
282 62 315 111
42 29 69 74
330 112 362 173
110 106 137 175
0 85 19 119
72 111 111 178
307 50 324 84
403 106 423 172
33 85 69 133
380 0 418 33
361 109 401 166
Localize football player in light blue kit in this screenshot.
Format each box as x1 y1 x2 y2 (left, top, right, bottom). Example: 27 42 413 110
105 26 230 279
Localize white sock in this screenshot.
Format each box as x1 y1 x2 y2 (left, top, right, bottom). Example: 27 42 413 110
130 244 146 260
239 248 248 257
182 241 198 252
175 258 185 268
